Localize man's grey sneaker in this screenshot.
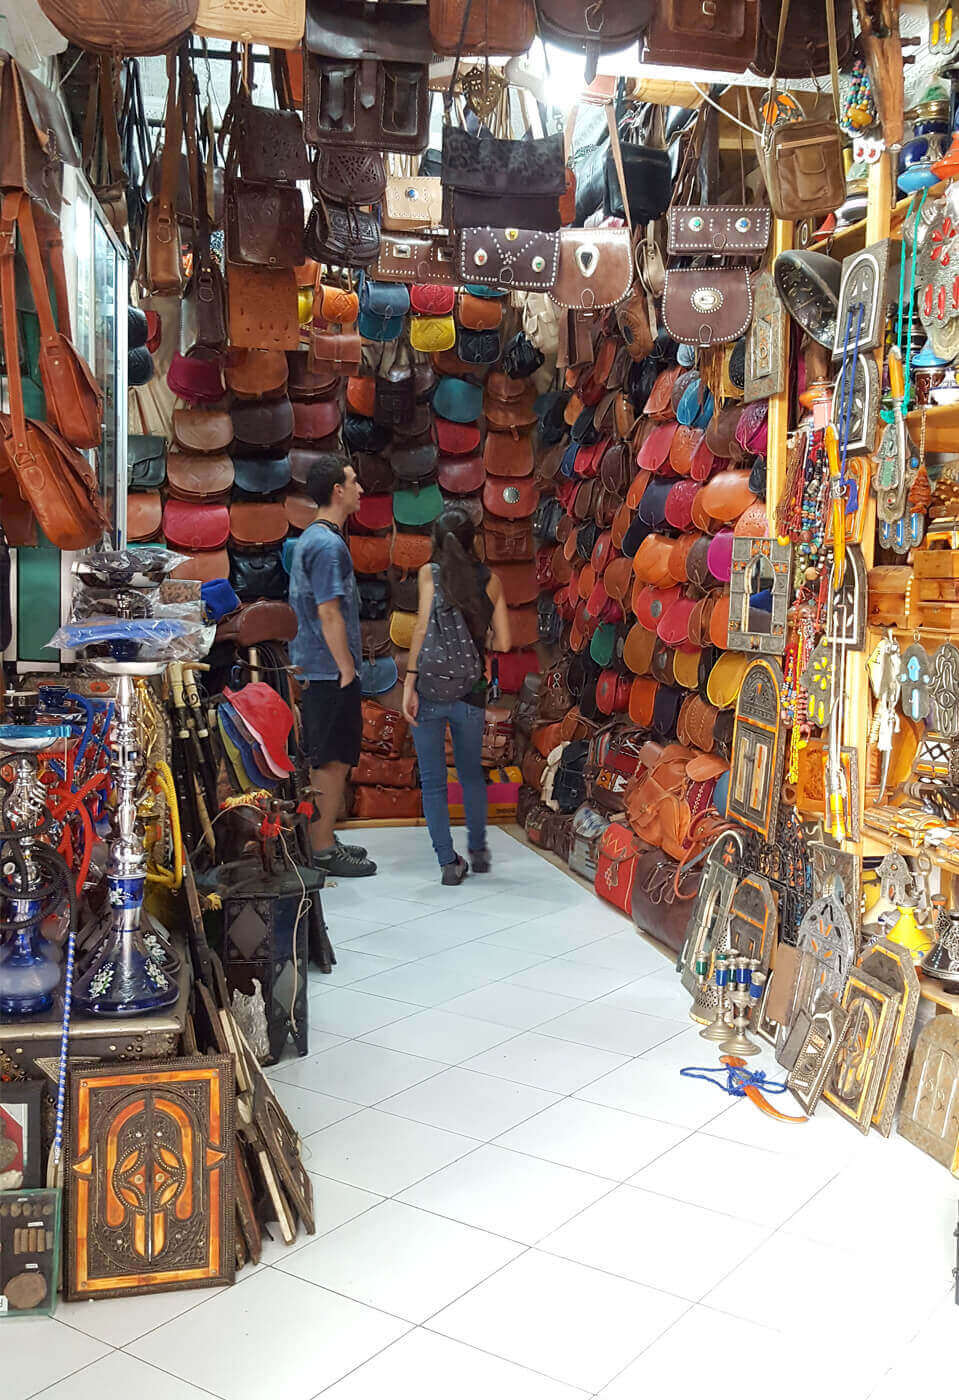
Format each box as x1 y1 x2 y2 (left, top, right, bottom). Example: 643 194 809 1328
335 833 368 859
469 847 492 873
441 854 469 885
315 847 377 878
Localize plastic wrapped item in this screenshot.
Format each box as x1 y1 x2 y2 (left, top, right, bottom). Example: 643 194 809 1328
71 549 188 591
48 617 212 662
0 1188 62 1318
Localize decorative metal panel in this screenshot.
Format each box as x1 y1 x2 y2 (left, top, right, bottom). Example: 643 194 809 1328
932 642 959 737
744 271 787 403
728 658 785 841
830 353 880 454
727 537 792 655
858 938 920 1137
678 829 749 998
728 874 777 974
787 989 849 1114
825 543 867 650
790 893 857 1026
832 240 894 357
823 970 901 1133
66 1056 235 1301
809 841 861 938
899 1016 959 1173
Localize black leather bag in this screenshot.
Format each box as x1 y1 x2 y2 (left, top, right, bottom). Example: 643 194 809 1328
502 332 544 378
358 577 390 619
230 547 289 601
456 327 501 366
441 128 566 233
305 199 381 268
604 106 672 223
128 433 166 490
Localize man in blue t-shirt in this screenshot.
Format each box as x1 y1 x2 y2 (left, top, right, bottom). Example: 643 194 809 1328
290 455 376 878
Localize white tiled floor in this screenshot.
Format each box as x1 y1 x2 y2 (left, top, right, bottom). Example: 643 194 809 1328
9 825 959 1399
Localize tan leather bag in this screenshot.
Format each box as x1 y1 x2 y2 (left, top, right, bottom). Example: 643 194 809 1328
428 0 535 54
228 263 299 351
382 176 443 232
38 0 196 52
195 0 304 46
138 56 184 295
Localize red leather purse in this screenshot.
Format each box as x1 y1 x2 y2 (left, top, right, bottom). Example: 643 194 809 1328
162 499 229 550
595 822 645 914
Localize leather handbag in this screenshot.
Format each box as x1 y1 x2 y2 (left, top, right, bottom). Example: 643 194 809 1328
390 531 432 571
484 477 538 520
662 267 756 347
195 0 304 46
359 577 390 619
303 0 431 151
291 398 340 442
163 499 230 551
228 263 299 350
285 492 317 530
551 227 634 311
352 785 422 818
173 408 232 454
226 177 304 269
410 284 456 316
313 147 386 205
373 232 457 285
539 1 653 78
457 327 501 367
389 608 416 649
458 290 504 331
229 501 289 549
392 442 439 484
227 349 288 400
350 534 391 575
216 599 298 645
594 821 645 914
360 700 412 757
428 0 535 55
441 128 567 233
233 455 292 497
354 493 394 532
410 314 457 353
229 397 294 450
457 228 560 293
128 434 167 490
310 328 363 375
167 452 234 501
229 64 308 184
484 513 534 562
753 105 846 221
0 52 80 220
630 847 702 954
601 104 672 224
645 0 758 72
753 0 853 76
127 491 163 541
438 453 485 494
230 547 288 599
173 548 230 583
352 752 418 787
38 0 196 53
485 430 533 479
305 199 380 269
12 193 102 450
383 175 443 232
507 605 540 650
138 56 185 296
288 351 341 401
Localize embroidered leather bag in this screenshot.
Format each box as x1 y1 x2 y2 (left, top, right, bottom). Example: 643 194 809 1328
228 263 299 350
305 199 380 269
441 128 567 233
382 175 443 232
195 0 305 48
38 0 196 53
457 228 560 293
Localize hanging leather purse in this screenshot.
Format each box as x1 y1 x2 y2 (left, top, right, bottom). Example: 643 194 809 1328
173 408 233 454
538 0 654 82
230 547 288 599
127 491 164 542
128 434 167 490
303 0 431 151
390 531 432 571
484 514 534 562
428 0 535 55
551 113 634 312
138 55 185 296
749 0 847 221
225 177 305 268
163 499 230 551
0 52 80 220
166 452 234 502
441 127 567 233
383 174 443 232
38 0 196 53
227 349 288 399
645 0 758 72
753 0 853 76
232 397 296 453
284 491 317 530
228 55 308 185
228 263 299 350
179 56 228 354
313 147 387 205
12 193 102 450
374 363 416 430
305 198 380 269
310 328 363 375
194 0 304 47
602 103 672 224
457 228 560 293
291 398 341 443
373 232 457 285
230 501 289 548
484 477 538 520
350 534 391 575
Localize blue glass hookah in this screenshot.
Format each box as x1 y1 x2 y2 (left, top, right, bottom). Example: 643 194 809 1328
0 724 73 1016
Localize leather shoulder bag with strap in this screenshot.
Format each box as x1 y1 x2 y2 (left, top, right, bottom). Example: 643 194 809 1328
37 0 196 53
138 53 185 296
195 0 305 49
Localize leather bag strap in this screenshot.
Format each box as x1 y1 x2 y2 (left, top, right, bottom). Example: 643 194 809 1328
158 50 182 209
15 195 61 352
0 194 32 449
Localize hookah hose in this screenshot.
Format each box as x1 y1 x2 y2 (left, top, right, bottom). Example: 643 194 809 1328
47 768 108 898
144 759 184 891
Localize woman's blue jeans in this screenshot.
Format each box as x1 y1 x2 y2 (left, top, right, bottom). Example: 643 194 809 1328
412 697 486 867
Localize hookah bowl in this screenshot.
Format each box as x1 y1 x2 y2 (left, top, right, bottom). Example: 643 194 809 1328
0 725 71 1017
720 958 763 1057
73 663 178 1017
922 908 959 991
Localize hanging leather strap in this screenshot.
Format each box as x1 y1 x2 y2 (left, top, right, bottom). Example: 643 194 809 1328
34 210 72 343
14 194 63 357
0 195 34 455
158 50 182 210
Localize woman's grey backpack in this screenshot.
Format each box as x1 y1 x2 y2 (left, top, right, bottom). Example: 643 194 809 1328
417 564 482 701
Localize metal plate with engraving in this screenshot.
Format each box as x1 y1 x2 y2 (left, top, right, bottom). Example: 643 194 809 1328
899 1016 959 1173
787 989 849 1114
832 240 895 358
744 271 787 404
823 968 901 1133
858 938 920 1137
830 354 880 455
790 894 857 1025
728 658 786 841
678 830 749 999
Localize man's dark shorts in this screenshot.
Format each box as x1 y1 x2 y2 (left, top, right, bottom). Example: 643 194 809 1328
301 677 362 767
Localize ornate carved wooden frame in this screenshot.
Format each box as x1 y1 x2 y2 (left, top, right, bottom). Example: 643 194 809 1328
727 537 793 655
728 658 785 840
858 938 920 1137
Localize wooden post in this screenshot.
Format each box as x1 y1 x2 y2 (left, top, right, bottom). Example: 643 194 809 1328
766 217 794 516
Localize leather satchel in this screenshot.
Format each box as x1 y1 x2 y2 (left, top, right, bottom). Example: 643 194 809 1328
216 599 298 646
226 178 305 268
645 0 758 71
457 228 560 293
360 701 412 758
310 328 363 375
428 0 535 55
230 547 287 599
551 227 634 311
753 0 853 76
166 452 234 501
229 501 289 548
441 128 567 234
374 232 456 285
0 53 80 220
163 499 230 551
228 263 299 350
11 193 102 450
232 396 295 452
630 847 702 954
383 175 443 232
303 0 431 151
484 513 534 562
173 408 233 454
594 821 645 915
195 0 305 47
230 70 308 186
38 0 196 53
291 398 340 442
127 491 163 542
313 147 386 205
305 199 380 269
139 56 185 296
352 785 422 819
227 349 289 399
539 0 653 78
352 752 417 787
662 268 755 347
128 434 167 490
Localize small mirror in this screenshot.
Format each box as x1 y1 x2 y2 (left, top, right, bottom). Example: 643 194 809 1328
744 554 776 635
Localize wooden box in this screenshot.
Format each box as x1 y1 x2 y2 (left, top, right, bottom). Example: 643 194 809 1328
867 565 913 627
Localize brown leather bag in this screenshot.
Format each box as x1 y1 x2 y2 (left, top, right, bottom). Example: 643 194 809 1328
226 349 289 399
645 0 757 70
350 534 391 574
428 0 535 54
495 561 538 606
391 531 431 571
127 491 163 541
360 701 411 757
0 53 80 220
352 785 423 819
171 548 230 582
483 514 534 562
228 263 299 351
166 452 234 502
225 177 305 269
0 207 106 551
173 409 233 454
352 752 417 787
229 501 289 548
195 0 304 47
38 0 196 51
216 599 298 645
12 192 102 450
310 328 363 376
139 56 185 295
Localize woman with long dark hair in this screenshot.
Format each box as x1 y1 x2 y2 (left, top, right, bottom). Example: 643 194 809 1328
403 507 511 884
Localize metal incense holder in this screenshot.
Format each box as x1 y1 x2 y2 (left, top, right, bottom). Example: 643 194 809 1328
700 951 732 1041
